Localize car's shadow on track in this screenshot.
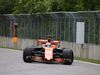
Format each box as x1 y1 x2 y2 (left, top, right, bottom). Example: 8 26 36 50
28 61 73 66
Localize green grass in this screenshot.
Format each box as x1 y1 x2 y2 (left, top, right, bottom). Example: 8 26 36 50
0 47 100 64
0 47 23 51
75 57 100 64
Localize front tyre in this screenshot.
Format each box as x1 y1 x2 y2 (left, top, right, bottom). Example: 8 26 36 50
62 49 74 65
23 47 33 63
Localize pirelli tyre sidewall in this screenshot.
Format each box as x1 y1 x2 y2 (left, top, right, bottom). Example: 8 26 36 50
23 47 33 63
62 49 74 65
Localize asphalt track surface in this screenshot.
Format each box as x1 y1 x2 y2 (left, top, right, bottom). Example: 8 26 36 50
0 48 100 75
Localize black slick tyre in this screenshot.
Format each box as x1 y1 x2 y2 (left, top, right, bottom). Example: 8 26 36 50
62 49 74 65
23 47 32 63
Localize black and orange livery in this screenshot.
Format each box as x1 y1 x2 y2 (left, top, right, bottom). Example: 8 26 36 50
23 38 74 65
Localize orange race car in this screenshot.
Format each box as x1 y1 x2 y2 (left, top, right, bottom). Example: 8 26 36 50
23 37 74 65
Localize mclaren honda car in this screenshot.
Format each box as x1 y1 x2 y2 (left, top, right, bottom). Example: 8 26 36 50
23 38 74 65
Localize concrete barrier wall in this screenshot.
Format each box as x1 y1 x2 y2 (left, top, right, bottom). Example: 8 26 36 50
0 36 100 60
0 36 37 49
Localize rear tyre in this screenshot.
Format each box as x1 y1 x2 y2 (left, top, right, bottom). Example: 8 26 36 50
62 49 74 65
23 47 33 63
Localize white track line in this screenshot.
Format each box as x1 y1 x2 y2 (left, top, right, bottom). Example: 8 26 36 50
74 60 100 66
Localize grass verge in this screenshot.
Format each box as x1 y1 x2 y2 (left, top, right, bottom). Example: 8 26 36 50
0 47 100 64
74 57 100 64
0 47 23 51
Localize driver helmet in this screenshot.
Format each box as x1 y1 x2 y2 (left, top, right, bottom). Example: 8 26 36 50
45 43 51 47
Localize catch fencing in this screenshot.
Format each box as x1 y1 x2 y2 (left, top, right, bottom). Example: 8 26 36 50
0 11 100 45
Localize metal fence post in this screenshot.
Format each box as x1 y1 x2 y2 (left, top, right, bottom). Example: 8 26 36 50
73 18 76 42
94 19 96 44
34 19 35 39
30 17 32 39
41 19 43 39
37 19 39 39
18 20 20 38
0 19 2 36
68 18 70 42
93 18 96 59
23 20 25 38
21 21 22 38
45 19 46 39
60 19 62 40
36 19 37 39
99 19 100 44
56 19 58 40
6 19 8 37
72 18 76 51
2 19 4 36
88 18 90 43
10 19 12 37
64 18 66 41
49 19 50 35
52 19 54 39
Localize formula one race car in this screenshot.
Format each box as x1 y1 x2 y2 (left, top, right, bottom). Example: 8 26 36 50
23 37 74 65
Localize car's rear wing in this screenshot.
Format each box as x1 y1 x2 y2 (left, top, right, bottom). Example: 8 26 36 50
37 39 60 46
